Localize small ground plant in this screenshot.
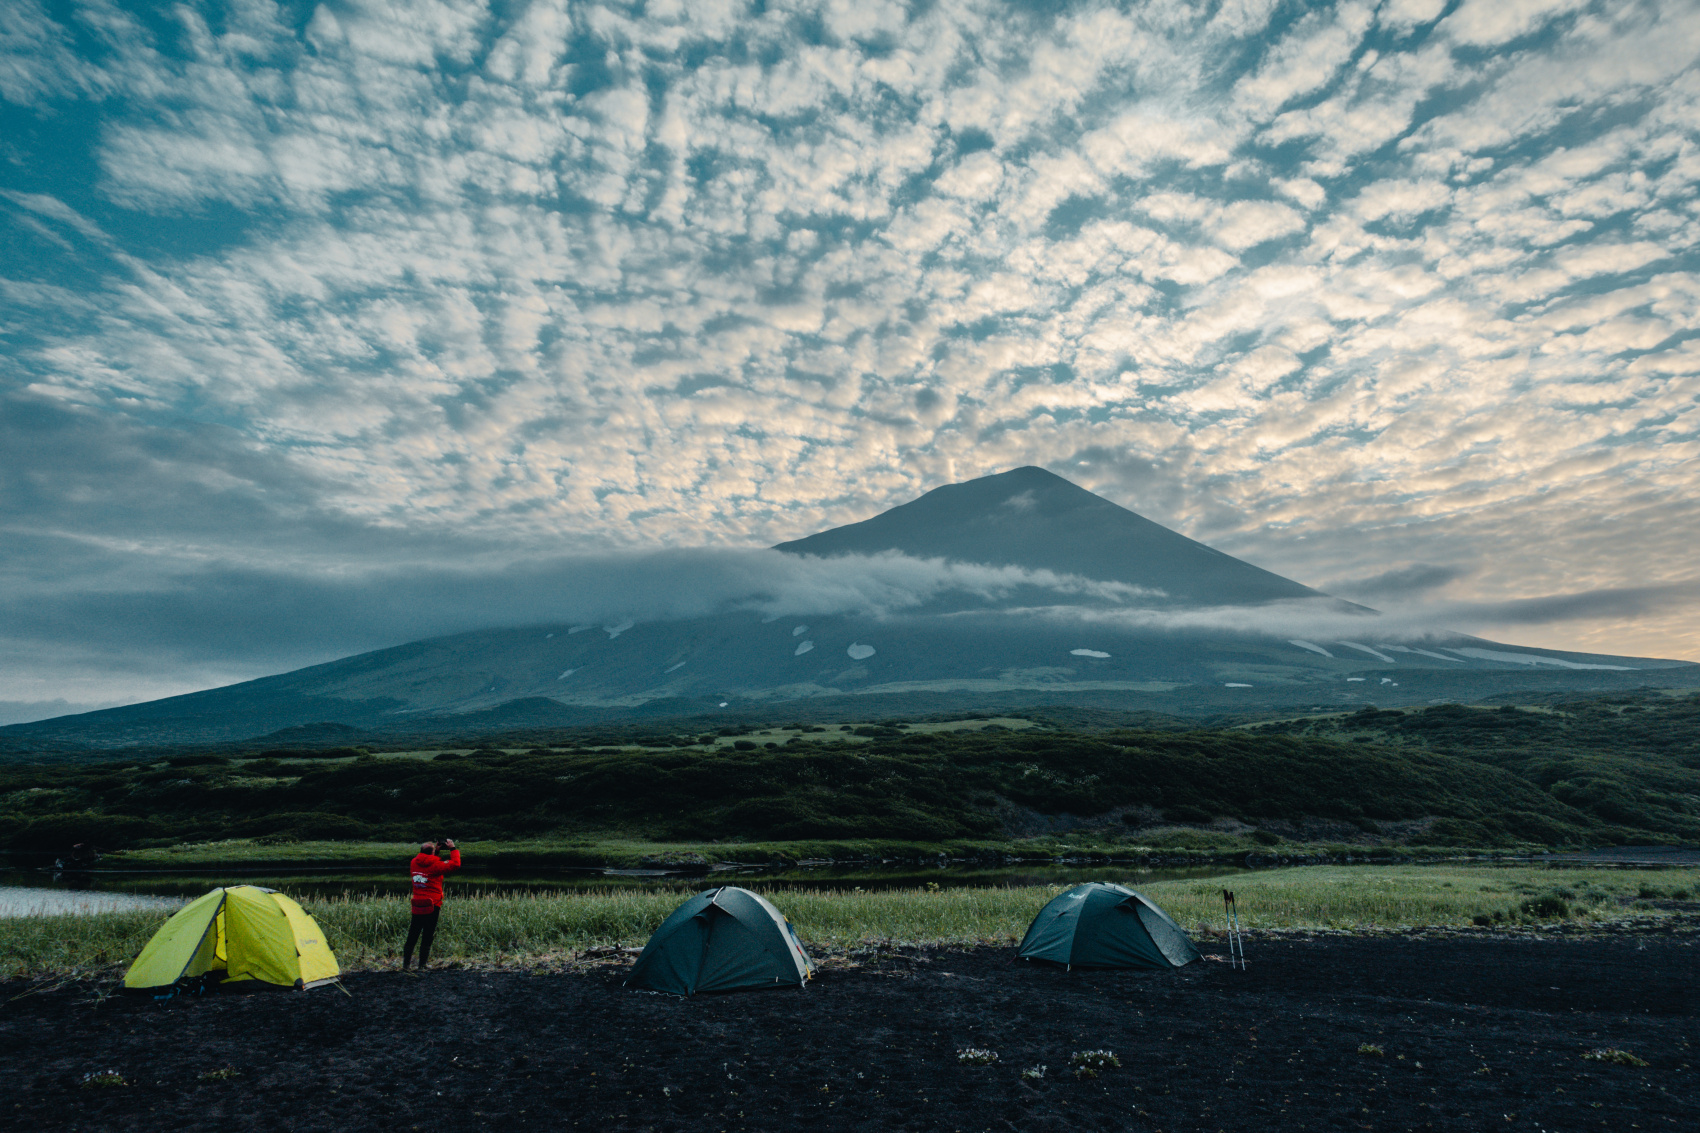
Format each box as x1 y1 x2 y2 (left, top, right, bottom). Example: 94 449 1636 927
79 1070 126 1089
1070 1050 1120 1079
1583 1048 1648 1067
1358 1043 1385 1056
1521 893 1571 919
956 1048 999 1066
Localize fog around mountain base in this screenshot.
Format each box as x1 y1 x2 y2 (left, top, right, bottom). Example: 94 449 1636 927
3 544 1688 709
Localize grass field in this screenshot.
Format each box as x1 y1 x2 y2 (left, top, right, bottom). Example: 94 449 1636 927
2 866 1695 980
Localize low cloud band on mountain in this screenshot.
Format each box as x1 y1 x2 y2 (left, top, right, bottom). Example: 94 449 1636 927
1326 564 1475 601
3 544 1690 705
1432 583 1700 626
0 548 1159 694
5 466 1695 747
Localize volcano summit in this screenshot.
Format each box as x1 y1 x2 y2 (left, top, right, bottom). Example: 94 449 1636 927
5 468 1694 750
776 466 1322 606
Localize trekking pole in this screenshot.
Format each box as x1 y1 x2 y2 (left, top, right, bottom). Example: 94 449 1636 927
1233 891 1247 969
1233 893 1246 969
1222 889 1234 969
1222 890 1246 970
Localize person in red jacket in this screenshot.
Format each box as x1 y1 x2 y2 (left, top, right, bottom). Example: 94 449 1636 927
403 837 460 971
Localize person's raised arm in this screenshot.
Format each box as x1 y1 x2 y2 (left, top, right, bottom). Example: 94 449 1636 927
418 840 460 877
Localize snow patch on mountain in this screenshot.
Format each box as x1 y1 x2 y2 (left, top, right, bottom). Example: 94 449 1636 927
1337 641 1396 663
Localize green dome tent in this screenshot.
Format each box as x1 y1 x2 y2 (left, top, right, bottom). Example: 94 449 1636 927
627 886 812 996
1018 882 1199 970
124 885 340 993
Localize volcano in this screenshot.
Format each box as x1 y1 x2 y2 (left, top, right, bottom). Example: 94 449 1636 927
775 466 1320 606
5 468 1694 751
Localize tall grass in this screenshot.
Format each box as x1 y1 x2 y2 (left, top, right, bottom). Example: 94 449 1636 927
1136 866 1694 931
2 866 1693 979
0 909 166 978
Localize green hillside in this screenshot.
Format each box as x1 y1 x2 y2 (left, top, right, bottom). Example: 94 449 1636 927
3 707 1682 854
1244 692 1700 842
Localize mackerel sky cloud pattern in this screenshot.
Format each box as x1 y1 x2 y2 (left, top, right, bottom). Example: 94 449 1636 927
2 0 1699 708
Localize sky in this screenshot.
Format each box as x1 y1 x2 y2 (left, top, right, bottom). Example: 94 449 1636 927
3 0 1700 721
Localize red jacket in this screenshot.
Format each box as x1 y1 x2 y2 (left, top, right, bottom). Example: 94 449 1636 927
409 849 461 914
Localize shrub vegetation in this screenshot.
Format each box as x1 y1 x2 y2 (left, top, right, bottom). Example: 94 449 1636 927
2 692 1695 853
0 728 1607 851
1247 694 1700 842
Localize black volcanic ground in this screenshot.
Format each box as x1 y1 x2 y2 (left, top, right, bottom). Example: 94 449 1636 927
8 928 1696 1132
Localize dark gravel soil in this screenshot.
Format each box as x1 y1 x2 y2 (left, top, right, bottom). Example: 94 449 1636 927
6 930 1697 1133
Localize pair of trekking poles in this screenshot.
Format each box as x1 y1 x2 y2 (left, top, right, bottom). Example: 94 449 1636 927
1221 889 1247 970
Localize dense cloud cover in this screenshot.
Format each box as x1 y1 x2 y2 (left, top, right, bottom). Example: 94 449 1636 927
2 0 1699 715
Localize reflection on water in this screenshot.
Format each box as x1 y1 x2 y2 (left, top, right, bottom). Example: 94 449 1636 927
0 885 185 917
0 862 1246 912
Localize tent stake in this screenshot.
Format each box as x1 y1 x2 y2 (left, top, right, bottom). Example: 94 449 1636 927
1222 890 1246 970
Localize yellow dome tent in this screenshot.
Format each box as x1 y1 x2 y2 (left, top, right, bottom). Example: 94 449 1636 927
124 885 340 993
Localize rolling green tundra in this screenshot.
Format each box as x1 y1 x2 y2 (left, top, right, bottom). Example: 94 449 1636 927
1247 694 1700 842
5 693 1696 853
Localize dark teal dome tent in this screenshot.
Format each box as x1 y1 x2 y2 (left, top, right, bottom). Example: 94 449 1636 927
627 886 812 995
1018 883 1200 970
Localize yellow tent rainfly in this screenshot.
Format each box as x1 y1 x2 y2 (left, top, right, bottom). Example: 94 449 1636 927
124 885 340 994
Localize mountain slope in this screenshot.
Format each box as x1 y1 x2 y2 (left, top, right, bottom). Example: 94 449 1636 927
776 466 1320 605
4 467 1694 751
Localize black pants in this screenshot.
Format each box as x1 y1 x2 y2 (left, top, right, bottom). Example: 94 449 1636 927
404 908 440 968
